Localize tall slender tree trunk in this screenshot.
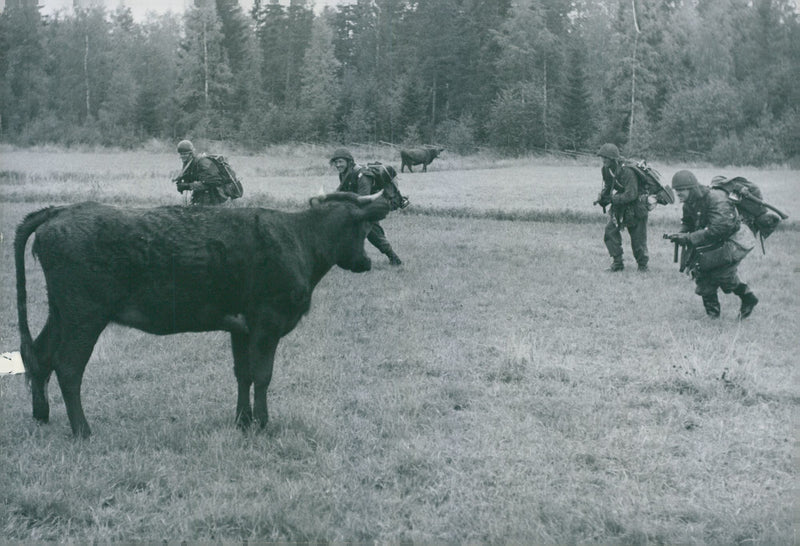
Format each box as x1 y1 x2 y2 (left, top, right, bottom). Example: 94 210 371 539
629 0 640 145
430 74 437 142
84 33 91 118
203 20 209 110
285 49 293 105
543 59 548 150
629 31 638 144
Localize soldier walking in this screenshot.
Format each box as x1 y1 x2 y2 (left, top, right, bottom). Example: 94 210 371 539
595 143 650 272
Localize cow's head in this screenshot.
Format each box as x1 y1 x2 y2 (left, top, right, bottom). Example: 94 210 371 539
424 145 445 158
310 191 390 272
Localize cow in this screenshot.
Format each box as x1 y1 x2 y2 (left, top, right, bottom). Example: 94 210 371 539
400 146 445 173
14 192 390 438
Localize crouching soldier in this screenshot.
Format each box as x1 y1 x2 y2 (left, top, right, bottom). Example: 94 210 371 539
668 170 758 319
173 139 227 206
330 148 403 266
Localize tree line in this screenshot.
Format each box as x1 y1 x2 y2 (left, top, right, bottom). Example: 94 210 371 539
1 0 798 165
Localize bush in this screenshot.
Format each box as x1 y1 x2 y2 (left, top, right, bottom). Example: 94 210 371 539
710 112 786 167
625 112 657 159
16 112 64 146
657 80 743 156
776 108 800 163
486 82 545 156
435 116 477 155
709 136 741 166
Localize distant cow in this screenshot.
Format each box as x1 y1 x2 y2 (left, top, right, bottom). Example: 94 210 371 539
15 193 389 437
400 146 444 173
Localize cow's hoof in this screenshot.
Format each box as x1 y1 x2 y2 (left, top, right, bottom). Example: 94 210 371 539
235 410 252 430
72 425 92 439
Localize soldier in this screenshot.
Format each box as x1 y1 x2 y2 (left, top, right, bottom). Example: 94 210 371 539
330 148 403 266
595 143 650 272
173 140 227 206
669 170 758 319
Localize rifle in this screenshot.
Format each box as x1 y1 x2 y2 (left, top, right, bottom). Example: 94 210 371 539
593 168 617 214
173 156 195 193
594 183 611 214
593 197 607 214
729 188 789 220
663 233 695 274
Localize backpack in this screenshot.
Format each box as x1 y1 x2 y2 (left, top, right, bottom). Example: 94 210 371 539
710 176 787 248
202 153 244 200
623 159 674 209
362 162 409 210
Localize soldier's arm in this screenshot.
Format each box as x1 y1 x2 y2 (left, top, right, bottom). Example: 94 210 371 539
194 157 225 188
597 167 613 203
610 167 638 206
688 192 739 246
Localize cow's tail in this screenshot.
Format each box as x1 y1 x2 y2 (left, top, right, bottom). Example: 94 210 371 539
14 206 64 378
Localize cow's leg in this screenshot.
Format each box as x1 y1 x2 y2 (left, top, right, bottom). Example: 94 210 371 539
53 323 104 438
29 312 60 423
231 331 252 428
251 334 279 429
422 163 427 172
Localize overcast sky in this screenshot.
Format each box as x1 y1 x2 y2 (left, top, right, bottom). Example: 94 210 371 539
13 0 348 20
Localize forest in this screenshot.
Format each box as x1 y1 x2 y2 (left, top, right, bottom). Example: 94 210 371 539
1 0 799 165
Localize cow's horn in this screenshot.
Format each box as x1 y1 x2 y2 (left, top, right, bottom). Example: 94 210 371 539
356 189 384 205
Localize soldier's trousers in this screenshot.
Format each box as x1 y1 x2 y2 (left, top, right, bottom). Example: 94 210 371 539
367 222 394 256
604 218 648 266
694 262 743 297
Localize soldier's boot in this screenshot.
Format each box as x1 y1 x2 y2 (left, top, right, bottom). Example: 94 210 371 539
734 283 758 319
386 251 403 266
608 256 624 272
702 294 721 318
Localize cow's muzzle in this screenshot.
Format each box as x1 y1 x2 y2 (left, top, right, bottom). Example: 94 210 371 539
350 256 372 273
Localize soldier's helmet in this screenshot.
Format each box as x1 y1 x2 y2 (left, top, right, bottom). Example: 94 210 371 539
596 143 620 160
671 170 699 190
177 140 195 153
330 148 354 164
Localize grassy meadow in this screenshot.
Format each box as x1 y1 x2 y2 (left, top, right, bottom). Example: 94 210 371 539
0 145 798 543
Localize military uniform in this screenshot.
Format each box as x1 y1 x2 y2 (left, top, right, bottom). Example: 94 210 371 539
336 164 400 262
176 155 227 206
678 184 756 317
598 163 649 270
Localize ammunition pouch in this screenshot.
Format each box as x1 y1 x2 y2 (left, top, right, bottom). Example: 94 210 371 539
634 195 650 218
694 233 753 273
613 203 643 227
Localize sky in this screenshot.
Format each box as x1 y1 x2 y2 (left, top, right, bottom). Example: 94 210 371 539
7 0 348 20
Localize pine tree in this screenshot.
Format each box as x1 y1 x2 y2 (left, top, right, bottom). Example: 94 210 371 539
176 0 234 139
562 42 594 151
298 16 341 141
0 0 48 137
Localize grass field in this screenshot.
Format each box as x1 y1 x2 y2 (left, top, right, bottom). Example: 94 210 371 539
0 146 798 543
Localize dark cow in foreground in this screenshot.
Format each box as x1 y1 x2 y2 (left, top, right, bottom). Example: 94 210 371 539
400 146 444 173
15 193 389 437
